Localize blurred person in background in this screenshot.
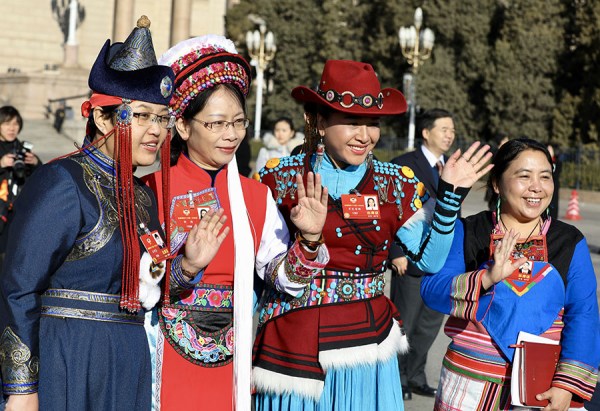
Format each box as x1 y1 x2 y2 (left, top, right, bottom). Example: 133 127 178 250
388 108 456 401
0 105 41 270
253 117 303 176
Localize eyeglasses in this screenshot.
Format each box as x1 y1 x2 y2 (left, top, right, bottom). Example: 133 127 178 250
191 118 250 133
131 112 175 129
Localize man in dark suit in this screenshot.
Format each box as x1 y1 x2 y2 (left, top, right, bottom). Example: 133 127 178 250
390 108 456 400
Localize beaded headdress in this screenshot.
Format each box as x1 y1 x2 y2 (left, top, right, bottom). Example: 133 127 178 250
158 35 251 118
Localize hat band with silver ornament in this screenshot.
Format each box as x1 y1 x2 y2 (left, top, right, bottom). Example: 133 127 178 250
160 76 173 98
317 88 384 110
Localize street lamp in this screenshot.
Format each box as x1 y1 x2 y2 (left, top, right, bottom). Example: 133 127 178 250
246 23 277 140
398 7 435 150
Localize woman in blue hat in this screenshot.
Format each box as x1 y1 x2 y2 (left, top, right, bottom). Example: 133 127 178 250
0 16 209 411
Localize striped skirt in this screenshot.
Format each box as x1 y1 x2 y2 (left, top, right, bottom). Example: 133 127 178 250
434 366 587 411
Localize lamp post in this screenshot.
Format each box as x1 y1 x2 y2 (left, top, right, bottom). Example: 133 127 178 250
246 23 277 140
398 7 435 150
63 0 79 67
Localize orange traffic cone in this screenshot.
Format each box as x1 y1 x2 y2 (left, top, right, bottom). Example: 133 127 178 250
564 189 582 220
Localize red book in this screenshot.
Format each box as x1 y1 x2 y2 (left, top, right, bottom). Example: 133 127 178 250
519 341 584 408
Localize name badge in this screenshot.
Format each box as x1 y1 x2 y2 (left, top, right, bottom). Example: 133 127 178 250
170 188 219 234
168 188 221 254
140 230 170 264
341 194 381 220
489 235 547 283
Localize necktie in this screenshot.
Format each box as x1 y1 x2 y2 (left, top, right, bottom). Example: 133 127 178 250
432 161 443 186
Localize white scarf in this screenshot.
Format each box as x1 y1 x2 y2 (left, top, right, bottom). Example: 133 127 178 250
227 155 255 410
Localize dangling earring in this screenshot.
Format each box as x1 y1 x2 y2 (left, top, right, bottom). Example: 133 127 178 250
544 206 551 221
314 136 325 172
365 151 373 169
495 197 501 222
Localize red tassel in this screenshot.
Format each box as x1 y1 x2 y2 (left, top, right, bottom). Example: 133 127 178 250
114 117 142 313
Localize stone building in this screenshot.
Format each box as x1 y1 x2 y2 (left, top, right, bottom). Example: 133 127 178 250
0 0 238 120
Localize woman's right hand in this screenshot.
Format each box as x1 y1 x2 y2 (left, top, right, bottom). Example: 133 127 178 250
1 153 15 168
482 229 528 290
181 208 230 277
6 393 39 411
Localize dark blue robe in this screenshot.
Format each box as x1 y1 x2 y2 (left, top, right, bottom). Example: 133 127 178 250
0 148 161 410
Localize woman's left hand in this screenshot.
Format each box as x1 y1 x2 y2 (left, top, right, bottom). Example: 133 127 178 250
537 386 573 411
181 208 230 276
441 141 494 189
290 172 328 241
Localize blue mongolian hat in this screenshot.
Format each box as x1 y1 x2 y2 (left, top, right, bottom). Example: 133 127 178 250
87 15 174 106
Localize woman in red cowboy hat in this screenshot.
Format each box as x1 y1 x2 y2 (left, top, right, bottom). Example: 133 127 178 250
142 35 330 411
252 59 494 410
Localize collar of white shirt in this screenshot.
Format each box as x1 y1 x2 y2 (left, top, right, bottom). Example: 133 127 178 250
420 145 444 168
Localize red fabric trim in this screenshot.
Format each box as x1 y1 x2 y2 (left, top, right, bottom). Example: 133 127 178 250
80 93 125 117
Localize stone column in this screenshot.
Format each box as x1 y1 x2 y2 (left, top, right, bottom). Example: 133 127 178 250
170 0 192 46
113 0 135 42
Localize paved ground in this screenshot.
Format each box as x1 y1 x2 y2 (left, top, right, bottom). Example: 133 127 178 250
22 119 600 411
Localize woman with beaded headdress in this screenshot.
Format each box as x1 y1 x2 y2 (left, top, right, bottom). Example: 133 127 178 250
0 17 207 411
251 59 494 410
142 35 329 410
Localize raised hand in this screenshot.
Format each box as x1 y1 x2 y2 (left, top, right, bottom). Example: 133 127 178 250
181 208 230 277
290 172 328 241
441 141 494 189
481 229 527 290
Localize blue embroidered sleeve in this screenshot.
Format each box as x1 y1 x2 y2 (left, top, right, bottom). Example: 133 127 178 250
169 255 204 295
560 238 600 362
420 219 493 320
420 219 466 314
396 180 468 273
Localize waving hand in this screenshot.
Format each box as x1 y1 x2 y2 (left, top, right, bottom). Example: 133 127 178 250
441 141 494 189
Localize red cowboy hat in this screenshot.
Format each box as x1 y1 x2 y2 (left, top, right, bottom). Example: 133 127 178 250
291 60 407 117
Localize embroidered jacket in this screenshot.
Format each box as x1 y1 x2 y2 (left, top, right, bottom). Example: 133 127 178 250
0 149 161 400
252 153 467 400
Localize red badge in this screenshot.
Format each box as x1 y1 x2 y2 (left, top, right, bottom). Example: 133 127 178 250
170 189 218 234
341 194 381 220
141 230 170 264
490 235 547 283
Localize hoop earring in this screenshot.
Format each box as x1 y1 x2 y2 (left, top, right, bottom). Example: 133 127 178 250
496 197 501 222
